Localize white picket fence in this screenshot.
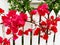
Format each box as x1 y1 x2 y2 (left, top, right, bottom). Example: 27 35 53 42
0 0 60 45
0 10 60 45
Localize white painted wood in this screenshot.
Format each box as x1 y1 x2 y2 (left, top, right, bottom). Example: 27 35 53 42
0 0 60 45
49 10 56 19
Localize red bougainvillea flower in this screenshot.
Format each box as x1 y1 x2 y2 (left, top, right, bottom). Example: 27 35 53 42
6 28 11 35
0 8 4 14
27 28 32 32
56 17 60 21
2 16 11 26
49 16 58 26
51 26 57 33
0 37 3 43
3 38 10 45
34 28 41 35
2 10 28 27
7 41 10 45
50 15 54 20
20 12 28 21
39 3 48 9
51 20 57 26
2 10 28 37
41 28 47 32
10 26 18 33
7 10 16 17
18 30 23 36
37 3 50 16
30 9 37 15
13 34 18 40
3 38 8 44
11 15 25 27
40 21 46 25
46 19 51 27
42 33 48 40
24 30 29 35
18 29 32 36
24 29 32 35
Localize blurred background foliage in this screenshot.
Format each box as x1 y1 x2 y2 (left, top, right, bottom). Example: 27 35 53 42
8 0 60 14
44 0 60 14
8 0 34 12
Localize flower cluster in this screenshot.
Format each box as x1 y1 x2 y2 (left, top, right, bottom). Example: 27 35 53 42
2 10 28 40
30 3 50 16
1 3 60 41
0 37 10 45
30 3 60 40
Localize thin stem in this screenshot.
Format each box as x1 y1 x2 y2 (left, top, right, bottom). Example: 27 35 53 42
2 24 5 45
13 40 15 45
53 33 55 45
46 29 48 45
53 15 57 45
13 33 15 45
2 24 5 38
38 16 41 45
22 27 24 45
30 15 33 45
22 35 24 45
46 15 49 45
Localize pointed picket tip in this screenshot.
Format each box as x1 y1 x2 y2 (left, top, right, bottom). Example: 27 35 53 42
49 10 56 19
45 13 48 18
26 11 30 17
57 10 60 17
41 16 46 21
33 13 39 23
26 11 31 21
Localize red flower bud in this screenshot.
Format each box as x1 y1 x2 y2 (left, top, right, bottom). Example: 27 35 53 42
43 34 48 40
0 8 4 14
6 28 11 35
51 26 57 33
18 30 23 36
34 28 41 35
30 10 37 15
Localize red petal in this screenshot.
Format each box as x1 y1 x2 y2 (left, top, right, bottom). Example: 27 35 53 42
11 27 18 33
24 30 29 35
41 28 47 32
27 29 32 32
6 28 11 35
7 41 10 45
43 34 48 40
34 28 40 35
50 16 54 19
38 9 45 16
13 34 18 40
51 26 57 33
18 30 23 36
7 10 16 17
40 21 46 25
20 12 28 21
46 19 51 26
30 10 37 15
2 16 11 26
0 37 3 43
0 8 4 14
3 38 8 44
51 20 57 26
56 17 60 21
37 3 49 16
